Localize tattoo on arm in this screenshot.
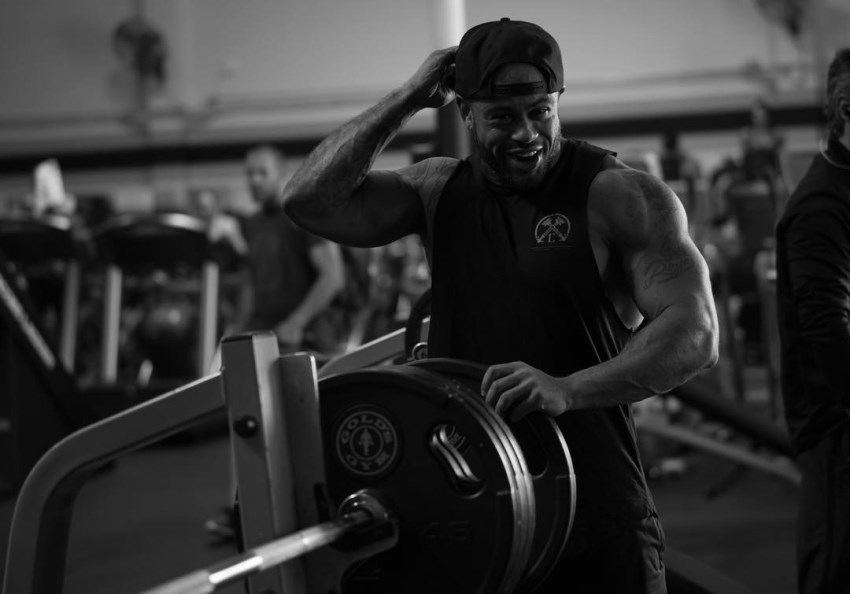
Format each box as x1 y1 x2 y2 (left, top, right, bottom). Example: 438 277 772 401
293 90 415 210
642 232 694 290
615 170 694 291
319 124 393 207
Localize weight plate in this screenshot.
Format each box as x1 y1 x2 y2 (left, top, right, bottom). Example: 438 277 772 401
409 358 576 592
319 366 522 594
405 363 536 592
399 364 535 594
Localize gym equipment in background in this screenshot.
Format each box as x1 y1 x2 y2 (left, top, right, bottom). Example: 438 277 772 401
0 250 95 495
93 213 219 387
0 213 84 372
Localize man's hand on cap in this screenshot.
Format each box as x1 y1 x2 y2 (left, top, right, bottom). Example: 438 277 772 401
403 46 458 110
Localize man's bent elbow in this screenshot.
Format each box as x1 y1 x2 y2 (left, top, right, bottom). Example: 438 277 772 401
701 327 720 371
279 183 308 220
281 185 338 239
661 314 719 394
693 313 720 373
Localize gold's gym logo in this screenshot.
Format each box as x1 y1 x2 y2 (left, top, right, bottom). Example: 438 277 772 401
534 213 570 245
335 408 399 477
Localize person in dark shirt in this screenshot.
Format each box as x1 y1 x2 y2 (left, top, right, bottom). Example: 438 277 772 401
281 19 718 593
775 47 850 594
659 131 700 189
233 145 346 353
741 98 784 185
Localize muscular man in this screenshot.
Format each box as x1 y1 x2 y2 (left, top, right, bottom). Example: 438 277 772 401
282 19 718 592
776 48 850 594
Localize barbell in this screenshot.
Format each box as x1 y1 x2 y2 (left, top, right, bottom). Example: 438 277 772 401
141 490 394 594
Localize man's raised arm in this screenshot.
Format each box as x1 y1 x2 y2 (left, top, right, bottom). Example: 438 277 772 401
281 48 458 248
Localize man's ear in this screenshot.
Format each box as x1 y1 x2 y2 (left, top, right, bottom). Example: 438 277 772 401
456 97 473 130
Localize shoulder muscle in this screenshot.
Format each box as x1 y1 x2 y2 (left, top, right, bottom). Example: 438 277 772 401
590 166 689 252
590 165 707 319
395 157 459 208
392 156 459 244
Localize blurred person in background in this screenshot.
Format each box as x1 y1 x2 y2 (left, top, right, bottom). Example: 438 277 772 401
659 131 700 191
229 144 346 355
741 98 784 187
775 47 850 594
192 187 249 275
658 131 701 231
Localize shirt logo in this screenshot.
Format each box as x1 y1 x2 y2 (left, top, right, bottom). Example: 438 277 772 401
534 213 571 245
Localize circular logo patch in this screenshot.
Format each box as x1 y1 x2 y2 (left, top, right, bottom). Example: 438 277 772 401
534 213 570 244
335 407 400 478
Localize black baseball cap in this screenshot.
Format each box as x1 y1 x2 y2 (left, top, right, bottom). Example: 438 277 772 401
455 18 564 100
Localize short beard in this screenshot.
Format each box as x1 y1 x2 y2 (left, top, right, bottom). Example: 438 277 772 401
470 128 562 193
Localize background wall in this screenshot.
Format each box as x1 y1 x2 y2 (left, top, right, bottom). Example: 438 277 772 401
0 0 847 210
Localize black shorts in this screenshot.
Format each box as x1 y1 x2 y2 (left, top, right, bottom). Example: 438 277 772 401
534 513 667 594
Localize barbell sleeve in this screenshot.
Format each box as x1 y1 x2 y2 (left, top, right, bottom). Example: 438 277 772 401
138 510 373 594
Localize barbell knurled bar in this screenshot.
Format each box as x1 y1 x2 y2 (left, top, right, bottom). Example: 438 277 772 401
138 490 395 594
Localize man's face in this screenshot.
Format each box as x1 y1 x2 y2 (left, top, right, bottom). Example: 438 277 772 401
460 64 562 192
245 150 282 205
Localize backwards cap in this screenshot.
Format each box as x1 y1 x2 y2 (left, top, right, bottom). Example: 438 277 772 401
455 18 564 100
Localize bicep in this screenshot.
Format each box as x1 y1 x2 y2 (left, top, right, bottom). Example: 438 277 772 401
347 171 427 246
286 157 458 249
353 157 457 247
604 170 713 321
286 169 424 248
630 226 712 322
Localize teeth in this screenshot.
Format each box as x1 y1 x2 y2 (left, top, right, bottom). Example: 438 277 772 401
511 150 540 158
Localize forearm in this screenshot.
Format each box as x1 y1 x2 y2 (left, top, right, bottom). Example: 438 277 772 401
281 47 456 247
283 86 422 212
564 303 718 410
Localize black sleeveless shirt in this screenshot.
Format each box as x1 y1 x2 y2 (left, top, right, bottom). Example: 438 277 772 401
429 139 655 550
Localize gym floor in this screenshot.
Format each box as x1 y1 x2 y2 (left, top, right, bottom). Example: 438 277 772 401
0 368 797 594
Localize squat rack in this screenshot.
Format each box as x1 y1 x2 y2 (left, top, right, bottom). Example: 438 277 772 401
2 332 356 594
